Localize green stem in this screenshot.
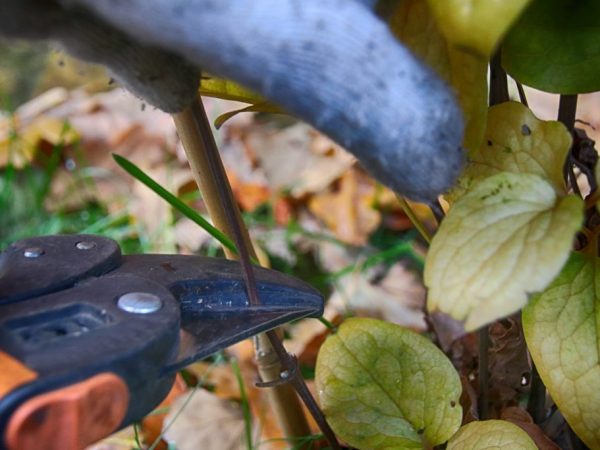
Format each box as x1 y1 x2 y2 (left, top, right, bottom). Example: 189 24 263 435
231 358 254 450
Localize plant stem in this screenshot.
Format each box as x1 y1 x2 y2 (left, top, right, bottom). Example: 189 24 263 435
557 95 580 196
173 97 339 448
476 51 508 421
478 327 490 419
527 362 546 423
558 95 578 132
429 200 445 226
396 195 432 244
489 51 509 106
515 81 528 107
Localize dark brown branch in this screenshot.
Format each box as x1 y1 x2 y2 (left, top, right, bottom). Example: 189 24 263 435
489 51 509 106
527 361 547 423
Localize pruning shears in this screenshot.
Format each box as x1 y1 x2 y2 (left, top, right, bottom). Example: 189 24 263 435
0 234 324 450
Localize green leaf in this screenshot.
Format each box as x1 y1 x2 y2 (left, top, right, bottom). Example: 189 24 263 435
390 0 488 153
452 102 572 200
425 172 583 331
447 420 537 449
315 318 462 449
523 253 600 449
502 0 600 94
199 77 265 104
112 153 239 256
199 77 286 128
426 0 532 57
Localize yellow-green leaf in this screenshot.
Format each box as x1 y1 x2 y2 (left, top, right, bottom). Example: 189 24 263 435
447 420 537 449
200 76 266 104
449 102 572 204
523 253 600 449
426 0 533 57
200 77 286 128
426 172 583 331
315 318 462 449
465 102 571 193
390 0 487 154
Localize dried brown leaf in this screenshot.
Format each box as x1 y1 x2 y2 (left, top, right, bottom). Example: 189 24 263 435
163 389 246 450
308 169 381 245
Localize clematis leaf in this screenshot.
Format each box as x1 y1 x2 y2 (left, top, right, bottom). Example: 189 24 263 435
503 0 600 94
426 0 533 57
447 420 537 449
426 172 583 331
454 102 572 200
315 318 462 449
523 253 600 449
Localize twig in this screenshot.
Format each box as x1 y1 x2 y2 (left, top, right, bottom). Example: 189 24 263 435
429 199 445 226
515 81 528 107
478 327 490 419
527 362 547 423
558 95 578 133
489 51 509 106
173 98 339 449
476 50 509 421
557 95 580 196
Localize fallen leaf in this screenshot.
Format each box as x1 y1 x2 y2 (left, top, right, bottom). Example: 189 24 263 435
523 252 600 449
447 420 537 449
245 123 355 198
315 318 462 449
227 170 271 212
488 317 530 413
329 263 427 331
426 172 583 330
84 427 138 450
163 389 246 450
308 169 380 245
141 374 188 450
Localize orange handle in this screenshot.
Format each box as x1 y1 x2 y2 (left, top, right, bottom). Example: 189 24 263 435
5 372 129 450
0 351 37 399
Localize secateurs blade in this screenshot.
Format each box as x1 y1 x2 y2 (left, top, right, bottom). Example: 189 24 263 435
0 234 324 450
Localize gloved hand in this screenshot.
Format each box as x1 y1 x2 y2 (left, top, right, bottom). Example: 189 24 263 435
0 0 464 202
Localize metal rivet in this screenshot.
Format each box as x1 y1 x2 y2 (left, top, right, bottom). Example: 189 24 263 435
280 370 290 379
76 241 96 250
23 247 44 258
117 292 162 314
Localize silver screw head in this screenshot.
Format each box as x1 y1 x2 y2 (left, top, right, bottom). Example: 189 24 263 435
117 292 163 314
23 247 44 258
76 241 96 250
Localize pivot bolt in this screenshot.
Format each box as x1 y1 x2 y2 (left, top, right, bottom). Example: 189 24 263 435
76 241 96 250
23 247 44 258
117 292 162 314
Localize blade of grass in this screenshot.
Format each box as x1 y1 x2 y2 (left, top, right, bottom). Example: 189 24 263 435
113 153 239 256
231 357 254 450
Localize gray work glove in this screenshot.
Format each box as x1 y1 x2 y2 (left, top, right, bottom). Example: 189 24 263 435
0 0 464 202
